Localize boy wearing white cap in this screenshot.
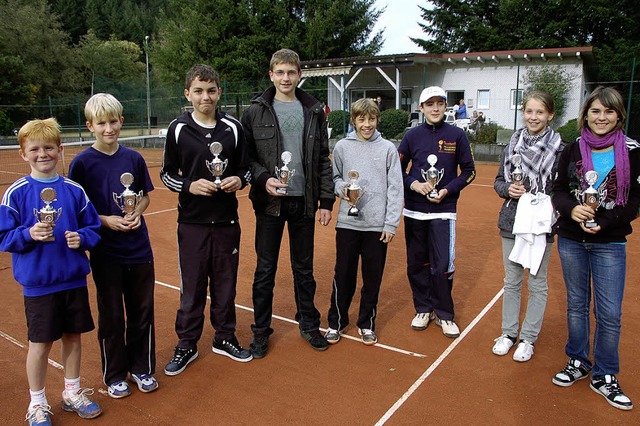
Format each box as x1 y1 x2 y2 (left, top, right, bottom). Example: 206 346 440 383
397 86 476 338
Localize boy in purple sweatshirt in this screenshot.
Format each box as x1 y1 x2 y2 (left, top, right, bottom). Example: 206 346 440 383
398 86 476 338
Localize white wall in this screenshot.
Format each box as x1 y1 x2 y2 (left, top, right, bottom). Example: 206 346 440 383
326 59 586 131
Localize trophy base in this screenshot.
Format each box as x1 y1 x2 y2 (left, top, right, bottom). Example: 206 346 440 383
43 235 54 242
585 220 598 229
347 208 359 217
214 179 222 189
276 188 287 195
427 190 439 199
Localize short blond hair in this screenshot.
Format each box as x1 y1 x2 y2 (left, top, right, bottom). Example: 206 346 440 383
84 93 123 122
18 118 61 150
350 98 380 123
270 49 301 71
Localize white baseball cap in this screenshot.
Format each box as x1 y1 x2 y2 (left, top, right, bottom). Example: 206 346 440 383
419 86 447 104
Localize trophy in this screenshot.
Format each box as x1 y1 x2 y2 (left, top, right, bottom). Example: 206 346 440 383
33 187 61 242
343 170 364 217
205 142 228 188
113 172 143 216
511 154 524 186
582 170 599 228
420 154 444 199
275 151 295 195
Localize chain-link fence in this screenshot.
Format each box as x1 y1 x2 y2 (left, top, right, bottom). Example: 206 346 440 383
1 60 638 142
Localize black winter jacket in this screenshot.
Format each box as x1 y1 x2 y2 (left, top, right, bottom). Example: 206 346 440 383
241 87 334 217
551 137 640 243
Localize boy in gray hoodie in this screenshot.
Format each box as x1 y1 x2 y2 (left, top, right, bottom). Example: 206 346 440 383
325 99 403 345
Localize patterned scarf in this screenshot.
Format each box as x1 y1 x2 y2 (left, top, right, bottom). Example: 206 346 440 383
503 126 562 194
579 128 629 206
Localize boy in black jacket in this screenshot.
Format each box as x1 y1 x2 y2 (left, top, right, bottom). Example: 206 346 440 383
161 64 253 375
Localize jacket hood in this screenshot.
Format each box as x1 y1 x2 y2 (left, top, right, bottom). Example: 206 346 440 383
345 129 383 144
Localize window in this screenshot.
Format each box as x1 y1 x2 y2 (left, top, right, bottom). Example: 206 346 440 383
510 89 524 110
477 90 490 109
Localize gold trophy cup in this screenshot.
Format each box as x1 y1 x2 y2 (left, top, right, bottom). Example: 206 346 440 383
421 154 444 199
205 141 228 188
33 187 61 242
582 170 599 228
343 170 364 217
275 151 295 195
113 172 143 216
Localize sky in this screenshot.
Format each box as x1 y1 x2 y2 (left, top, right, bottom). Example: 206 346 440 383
372 0 429 55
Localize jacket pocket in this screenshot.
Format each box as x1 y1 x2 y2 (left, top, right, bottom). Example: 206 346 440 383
254 125 276 141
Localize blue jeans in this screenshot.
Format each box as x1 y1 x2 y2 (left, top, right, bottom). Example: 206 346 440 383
252 198 321 332
557 237 626 377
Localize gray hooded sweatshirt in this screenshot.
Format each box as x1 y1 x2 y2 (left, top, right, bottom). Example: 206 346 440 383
332 130 403 234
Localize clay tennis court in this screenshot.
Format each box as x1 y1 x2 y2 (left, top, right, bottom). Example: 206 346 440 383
1 157 638 424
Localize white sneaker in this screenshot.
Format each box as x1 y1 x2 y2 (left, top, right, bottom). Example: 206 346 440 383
411 312 435 330
436 318 460 338
513 340 534 362
324 328 340 344
492 334 515 356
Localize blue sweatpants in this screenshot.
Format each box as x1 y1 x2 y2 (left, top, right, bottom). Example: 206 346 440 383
404 216 456 321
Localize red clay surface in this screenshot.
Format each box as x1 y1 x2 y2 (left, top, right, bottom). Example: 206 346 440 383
1 162 638 425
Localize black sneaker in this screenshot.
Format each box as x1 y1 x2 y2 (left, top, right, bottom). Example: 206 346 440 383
212 337 253 362
300 329 328 351
590 375 634 410
249 331 271 359
164 347 198 376
552 358 591 387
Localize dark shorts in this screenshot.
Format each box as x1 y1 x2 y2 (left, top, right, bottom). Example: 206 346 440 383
24 287 95 343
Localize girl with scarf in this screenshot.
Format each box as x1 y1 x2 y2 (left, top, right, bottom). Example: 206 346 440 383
492 92 563 362
551 87 639 411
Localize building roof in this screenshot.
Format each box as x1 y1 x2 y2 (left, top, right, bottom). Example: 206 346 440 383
300 46 594 77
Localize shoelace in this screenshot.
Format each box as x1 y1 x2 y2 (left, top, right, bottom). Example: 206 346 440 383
416 313 430 320
562 363 582 377
133 374 155 385
172 349 191 362
601 379 622 394
362 329 375 336
26 404 52 422
66 388 96 408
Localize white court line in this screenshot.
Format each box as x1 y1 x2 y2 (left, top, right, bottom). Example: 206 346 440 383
375 287 504 425
470 183 494 188
0 331 64 370
144 207 177 216
155 280 426 358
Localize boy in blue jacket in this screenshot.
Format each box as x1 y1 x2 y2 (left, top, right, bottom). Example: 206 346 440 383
398 86 476 339
0 118 102 424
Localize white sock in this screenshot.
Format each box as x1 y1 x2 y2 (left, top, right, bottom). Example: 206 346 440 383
29 387 47 407
64 377 81 397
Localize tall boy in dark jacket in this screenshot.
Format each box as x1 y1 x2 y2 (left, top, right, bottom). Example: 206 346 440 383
241 49 335 358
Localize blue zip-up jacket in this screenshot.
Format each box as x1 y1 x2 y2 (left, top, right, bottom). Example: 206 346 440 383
398 120 476 214
0 175 101 296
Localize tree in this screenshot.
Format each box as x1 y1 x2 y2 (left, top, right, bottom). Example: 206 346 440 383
521 65 577 123
78 31 146 94
153 0 384 85
49 0 88 45
0 0 82 125
411 0 638 56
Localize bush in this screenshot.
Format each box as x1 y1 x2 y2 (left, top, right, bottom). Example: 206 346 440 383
379 109 408 139
557 118 580 143
0 111 13 136
327 110 349 138
467 123 503 144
